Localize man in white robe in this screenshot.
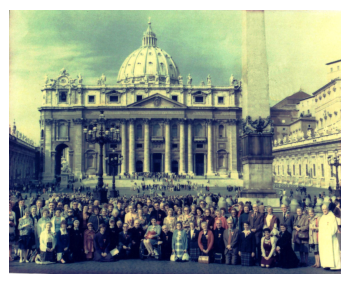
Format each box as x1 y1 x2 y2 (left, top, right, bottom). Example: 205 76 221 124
319 204 341 270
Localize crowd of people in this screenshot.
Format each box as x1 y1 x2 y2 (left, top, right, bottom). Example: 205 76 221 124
9 190 341 271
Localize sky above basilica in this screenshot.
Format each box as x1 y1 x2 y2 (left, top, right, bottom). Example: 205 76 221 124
9 10 341 143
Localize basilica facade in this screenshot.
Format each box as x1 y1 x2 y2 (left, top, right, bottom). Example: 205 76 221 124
40 22 243 182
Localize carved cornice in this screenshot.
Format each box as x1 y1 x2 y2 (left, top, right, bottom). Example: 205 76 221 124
141 118 151 125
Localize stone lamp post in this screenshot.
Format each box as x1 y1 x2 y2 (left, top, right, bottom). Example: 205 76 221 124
105 148 123 198
83 111 121 203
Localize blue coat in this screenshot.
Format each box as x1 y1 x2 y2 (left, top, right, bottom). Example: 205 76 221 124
172 229 188 251
55 230 70 253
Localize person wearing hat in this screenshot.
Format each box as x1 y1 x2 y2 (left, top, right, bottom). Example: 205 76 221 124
70 220 83 262
84 223 95 260
260 228 276 268
18 208 33 263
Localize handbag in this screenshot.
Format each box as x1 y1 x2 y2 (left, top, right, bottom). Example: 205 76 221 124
182 252 189 261
170 253 176 262
145 231 157 239
214 253 222 264
198 255 210 264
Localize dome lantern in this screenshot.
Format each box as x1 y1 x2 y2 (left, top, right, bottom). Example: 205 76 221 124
143 18 157 47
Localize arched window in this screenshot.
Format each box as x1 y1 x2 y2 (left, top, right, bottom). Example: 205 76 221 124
194 124 204 137
171 124 178 138
219 125 224 137
87 156 94 168
153 124 161 136
41 129 44 138
136 124 143 139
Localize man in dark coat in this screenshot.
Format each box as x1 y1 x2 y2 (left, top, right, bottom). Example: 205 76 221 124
106 219 119 251
213 219 226 263
160 225 173 260
129 220 145 258
248 203 265 264
150 202 166 226
276 224 299 268
223 218 240 265
70 220 84 262
118 223 132 259
93 223 114 262
277 204 295 234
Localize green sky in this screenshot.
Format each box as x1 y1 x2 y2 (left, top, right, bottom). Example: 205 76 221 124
9 10 341 143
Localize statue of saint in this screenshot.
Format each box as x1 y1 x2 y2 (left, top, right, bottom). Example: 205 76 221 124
44 74 49 85
207 74 211 85
61 157 71 173
200 81 205 86
178 74 183 84
78 73 83 84
155 73 159 82
60 68 67 76
187 74 192 85
101 73 106 84
166 76 170 84
230 74 235 85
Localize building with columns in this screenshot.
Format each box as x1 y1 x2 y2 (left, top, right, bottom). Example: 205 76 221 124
39 21 243 182
272 60 341 189
9 121 40 186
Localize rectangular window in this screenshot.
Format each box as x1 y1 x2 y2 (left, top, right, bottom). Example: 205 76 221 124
321 164 324 177
59 92 67 102
196 144 203 149
137 95 143 102
110 96 119 102
299 164 301 175
278 165 280 175
136 143 142 149
306 164 308 175
218 97 224 104
313 164 316 177
195 96 204 103
282 165 284 174
293 165 295 175
171 95 178 102
88 96 95 103
172 144 178 149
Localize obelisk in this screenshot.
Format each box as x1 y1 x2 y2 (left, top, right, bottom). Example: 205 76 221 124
240 11 275 198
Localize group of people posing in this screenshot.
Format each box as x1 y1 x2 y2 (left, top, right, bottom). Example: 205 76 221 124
9 192 341 271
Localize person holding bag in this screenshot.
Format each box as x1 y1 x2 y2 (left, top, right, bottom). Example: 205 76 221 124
172 222 189 262
198 221 214 263
293 207 309 267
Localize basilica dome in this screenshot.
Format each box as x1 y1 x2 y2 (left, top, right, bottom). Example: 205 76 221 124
117 21 181 85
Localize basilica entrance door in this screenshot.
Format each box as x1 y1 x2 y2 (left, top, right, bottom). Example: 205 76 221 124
195 154 204 176
153 153 162 172
171 160 178 174
136 161 143 173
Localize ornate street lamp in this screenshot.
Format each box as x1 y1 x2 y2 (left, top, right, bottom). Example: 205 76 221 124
105 148 123 198
83 111 121 201
328 150 341 197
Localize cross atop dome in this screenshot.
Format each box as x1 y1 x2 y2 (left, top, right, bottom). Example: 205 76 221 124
143 19 157 47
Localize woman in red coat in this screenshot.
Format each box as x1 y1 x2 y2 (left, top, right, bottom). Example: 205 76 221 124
198 221 214 262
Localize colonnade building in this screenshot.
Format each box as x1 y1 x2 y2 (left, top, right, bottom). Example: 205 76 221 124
40 22 243 182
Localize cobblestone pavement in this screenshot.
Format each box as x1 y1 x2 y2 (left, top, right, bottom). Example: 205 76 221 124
9 257 340 274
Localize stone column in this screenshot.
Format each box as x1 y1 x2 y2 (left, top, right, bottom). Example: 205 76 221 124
43 119 53 181
207 120 214 175
164 119 171 173
229 119 239 179
72 118 84 180
187 120 194 175
120 120 127 174
129 119 135 174
179 119 186 174
143 119 150 173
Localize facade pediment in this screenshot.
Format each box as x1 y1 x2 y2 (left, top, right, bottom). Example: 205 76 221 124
127 94 187 109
